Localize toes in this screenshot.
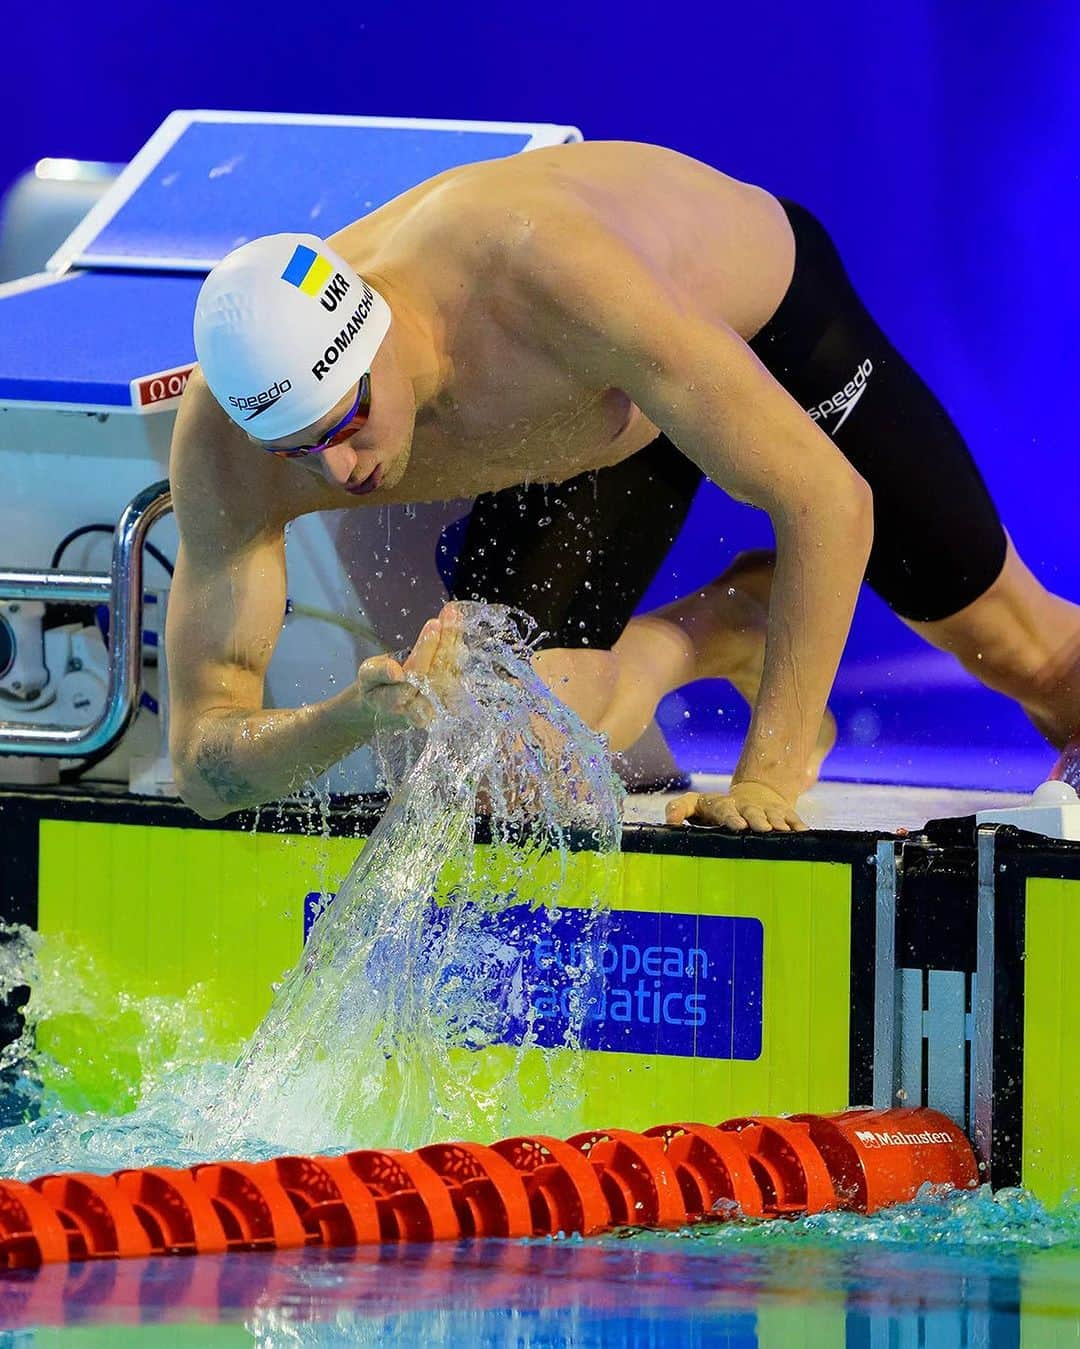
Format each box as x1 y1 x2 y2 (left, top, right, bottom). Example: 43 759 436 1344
665 792 699 825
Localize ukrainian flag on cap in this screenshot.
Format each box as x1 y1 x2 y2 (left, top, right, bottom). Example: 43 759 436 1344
281 244 334 297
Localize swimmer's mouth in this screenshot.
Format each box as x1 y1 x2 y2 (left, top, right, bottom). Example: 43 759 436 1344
345 465 383 496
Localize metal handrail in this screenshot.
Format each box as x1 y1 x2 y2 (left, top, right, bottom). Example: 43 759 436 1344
0 479 172 756
0 572 112 604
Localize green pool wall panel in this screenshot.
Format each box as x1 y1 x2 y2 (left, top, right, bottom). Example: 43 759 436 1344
34 820 856 1126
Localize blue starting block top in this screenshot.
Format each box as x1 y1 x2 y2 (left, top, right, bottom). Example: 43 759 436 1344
49 111 580 274
0 110 581 412
0 272 203 410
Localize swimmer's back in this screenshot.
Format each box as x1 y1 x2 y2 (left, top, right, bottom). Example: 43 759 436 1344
332 141 796 346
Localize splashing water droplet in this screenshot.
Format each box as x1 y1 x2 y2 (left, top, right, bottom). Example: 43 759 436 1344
0 605 622 1170
199 602 623 1153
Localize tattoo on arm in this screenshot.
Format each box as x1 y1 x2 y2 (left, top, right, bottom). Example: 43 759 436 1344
194 734 254 806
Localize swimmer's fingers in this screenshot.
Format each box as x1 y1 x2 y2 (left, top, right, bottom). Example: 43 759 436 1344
402 608 466 684
666 786 808 834
357 653 407 691
665 792 702 826
357 652 434 728
361 605 465 730
402 618 443 678
741 805 774 832
740 801 802 833
400 606 468 717
431 603 467 678
665 791 746 831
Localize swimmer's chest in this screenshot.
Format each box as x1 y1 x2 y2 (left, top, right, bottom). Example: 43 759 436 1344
406 335 658 497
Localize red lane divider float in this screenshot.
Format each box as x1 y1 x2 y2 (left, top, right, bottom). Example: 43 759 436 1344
343 1149 460 1241
643 1123 766 1220
491 1135 610 1236
717 1117 839 1217
32 1173 154 1262
114 1165 230 1255
416 1143 533 1238
568 1128 685 1227
0 1107 977 1269
259 1154 382 1247
792 1107 981 1213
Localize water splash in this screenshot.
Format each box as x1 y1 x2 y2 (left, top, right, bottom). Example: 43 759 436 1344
612 1182 1080 1252
0 925 243 1177
0 604 621 1170
200 603 621 1154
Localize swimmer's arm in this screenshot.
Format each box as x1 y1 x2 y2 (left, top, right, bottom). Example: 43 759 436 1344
167 519 459 820
519 231 873 807
166 385 461 820
166 528 375 819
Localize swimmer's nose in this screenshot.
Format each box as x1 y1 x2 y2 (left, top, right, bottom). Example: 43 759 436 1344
321 442 358 487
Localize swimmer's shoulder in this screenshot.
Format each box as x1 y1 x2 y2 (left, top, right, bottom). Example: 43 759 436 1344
370 144 644 255
443 141 751 229
448 140 720 196
406 142 692 248
387 141 738 236
170 369 327 549
359 142 732 302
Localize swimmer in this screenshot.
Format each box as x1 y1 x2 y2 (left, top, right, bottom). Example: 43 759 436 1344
168 141 1080 831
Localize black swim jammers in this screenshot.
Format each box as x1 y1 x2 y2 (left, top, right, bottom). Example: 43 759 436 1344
440 199 1007 647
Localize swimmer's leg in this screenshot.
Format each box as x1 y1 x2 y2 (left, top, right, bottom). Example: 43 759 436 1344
743 201 1080 779
900 535 1080 753
532 549 837 790
532 550 780 739
624 550 836 787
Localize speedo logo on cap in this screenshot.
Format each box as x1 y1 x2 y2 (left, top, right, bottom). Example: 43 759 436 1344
311 284 377 382
228 378 293 420
281 245 352 312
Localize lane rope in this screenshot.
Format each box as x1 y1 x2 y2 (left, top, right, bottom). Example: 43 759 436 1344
0 1107 977 1267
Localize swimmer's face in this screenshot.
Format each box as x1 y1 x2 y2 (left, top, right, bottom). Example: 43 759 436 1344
261 336 415 498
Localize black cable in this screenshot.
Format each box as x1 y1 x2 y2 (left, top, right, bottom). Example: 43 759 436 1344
50 523 175 576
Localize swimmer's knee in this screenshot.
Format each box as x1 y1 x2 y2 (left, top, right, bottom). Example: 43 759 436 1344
727 547 776 574
532 645 620 727
915 574 1076 699
722 549 777 607
952 630 1043 692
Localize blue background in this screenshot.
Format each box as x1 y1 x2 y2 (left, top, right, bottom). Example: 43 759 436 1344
3 1 1076 784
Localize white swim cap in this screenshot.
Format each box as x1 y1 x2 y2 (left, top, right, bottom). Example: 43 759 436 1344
193 233 392 442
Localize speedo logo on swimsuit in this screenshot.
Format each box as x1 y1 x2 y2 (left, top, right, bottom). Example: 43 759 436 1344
807 358 873 435
228 378 292 420
311 284 377 382
853 1128 957 1150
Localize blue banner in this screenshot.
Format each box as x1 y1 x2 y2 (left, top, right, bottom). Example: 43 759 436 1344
304 895 763 1061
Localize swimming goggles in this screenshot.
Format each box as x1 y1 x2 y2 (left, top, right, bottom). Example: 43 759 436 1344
269 372 371 459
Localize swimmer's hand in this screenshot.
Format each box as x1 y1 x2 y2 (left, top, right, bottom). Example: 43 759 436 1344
665 781 807 833
355 604 465 729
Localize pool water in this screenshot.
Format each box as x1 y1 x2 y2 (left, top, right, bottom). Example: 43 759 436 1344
3 610 1077 1343
3 1199 1080 1345
6 1001 1080 1344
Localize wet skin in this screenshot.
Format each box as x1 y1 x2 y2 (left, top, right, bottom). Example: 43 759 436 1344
166 141 893 827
